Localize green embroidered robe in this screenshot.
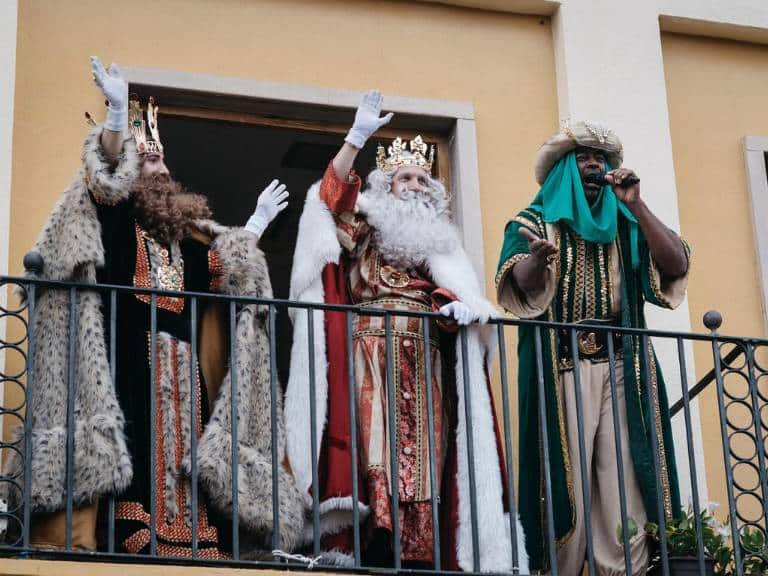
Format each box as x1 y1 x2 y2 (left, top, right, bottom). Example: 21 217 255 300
496 206 688 571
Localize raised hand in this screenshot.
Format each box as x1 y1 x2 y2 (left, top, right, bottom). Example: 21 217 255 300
518 227 558 265
244 179 290 238
344 90 394 149
90 56 128 133
605 167 641 207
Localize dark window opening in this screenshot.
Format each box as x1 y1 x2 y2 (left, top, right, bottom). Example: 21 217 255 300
160 113 444 386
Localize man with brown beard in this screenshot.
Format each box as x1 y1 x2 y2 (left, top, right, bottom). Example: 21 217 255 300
285 91 527 572
3 57 304 558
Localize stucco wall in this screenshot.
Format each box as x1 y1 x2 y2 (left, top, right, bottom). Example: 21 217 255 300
662 31 768 516
6 0 557 455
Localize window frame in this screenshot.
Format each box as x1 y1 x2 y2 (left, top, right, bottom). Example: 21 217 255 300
744 136 768 333
123 66 488 285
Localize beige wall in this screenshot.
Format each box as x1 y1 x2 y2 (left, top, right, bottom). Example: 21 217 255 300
663 32 768 516
7 0 557 448
9 0 557 279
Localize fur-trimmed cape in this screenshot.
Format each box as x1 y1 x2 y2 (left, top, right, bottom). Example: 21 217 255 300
3 126 304 551
286 182 528 572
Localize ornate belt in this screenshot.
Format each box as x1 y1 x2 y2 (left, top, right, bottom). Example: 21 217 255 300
558 319 623 368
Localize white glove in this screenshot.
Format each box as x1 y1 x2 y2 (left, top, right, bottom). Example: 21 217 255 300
345 90 394 149
439 301 481 326
90 56 128 133
245 179 289 237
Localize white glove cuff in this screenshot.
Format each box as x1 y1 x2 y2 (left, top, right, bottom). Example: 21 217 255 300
344 128 366 150
104 104 127 133
244 213 268 238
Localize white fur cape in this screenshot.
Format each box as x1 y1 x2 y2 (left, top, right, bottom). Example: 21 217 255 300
285 182 528 572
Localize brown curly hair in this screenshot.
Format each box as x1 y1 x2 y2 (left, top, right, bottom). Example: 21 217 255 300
131 174 211 244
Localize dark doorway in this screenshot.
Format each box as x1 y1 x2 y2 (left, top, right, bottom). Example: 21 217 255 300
160 114 383 386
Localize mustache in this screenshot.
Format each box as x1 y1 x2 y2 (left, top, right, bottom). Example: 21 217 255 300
395 185 434 204
131 175 211 244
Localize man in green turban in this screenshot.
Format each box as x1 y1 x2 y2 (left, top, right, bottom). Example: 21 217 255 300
495 121 690 575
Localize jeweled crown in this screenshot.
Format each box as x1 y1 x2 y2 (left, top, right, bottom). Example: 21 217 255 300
128 94 163 155
376 136 435 174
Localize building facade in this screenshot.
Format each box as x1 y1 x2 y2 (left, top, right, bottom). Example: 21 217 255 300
2 0 768 573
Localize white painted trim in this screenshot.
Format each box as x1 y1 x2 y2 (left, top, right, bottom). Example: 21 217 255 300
0 0 18 426
658 0 768 36
419 0 559 15
120 66 487 286
121 66 474 121
450 119 486 282
550 0 707 506
743 136 768 335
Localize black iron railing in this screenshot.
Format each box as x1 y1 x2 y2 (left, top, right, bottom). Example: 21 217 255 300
1 270 767 575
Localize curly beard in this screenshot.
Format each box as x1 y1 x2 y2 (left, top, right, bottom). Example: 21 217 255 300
358 185 460 269
131 174 211 244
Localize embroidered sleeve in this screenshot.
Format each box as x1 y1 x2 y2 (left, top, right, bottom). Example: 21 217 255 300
495 211 557 318
643 237 691 310
320 162 362 214
319 162 369 252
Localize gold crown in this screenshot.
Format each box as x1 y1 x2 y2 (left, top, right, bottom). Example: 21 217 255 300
376 136 435 174
128 94 163 155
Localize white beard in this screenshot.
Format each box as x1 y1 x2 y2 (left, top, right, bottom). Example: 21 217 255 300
357 187 460 269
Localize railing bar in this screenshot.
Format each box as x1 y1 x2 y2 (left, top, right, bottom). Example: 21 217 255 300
421 316 441 571
641 334 668 575
189 297 199 559
268 304 280 555
64 287 77 551
230 301 240 559
744 343 768 532
676 337 706 575
21 282 37 549
5 275 766 344
606 332 632 574
149 294 158 555
307 310 321 555
534 326 558 575
670 346 743 416
346 311 361 567
496 323 520 571
108 289 117 554
568 329 595 576
459 328 481 572
711 337 743 575
384 314 401 569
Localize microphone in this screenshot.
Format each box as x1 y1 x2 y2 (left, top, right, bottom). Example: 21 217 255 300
584 172 639 188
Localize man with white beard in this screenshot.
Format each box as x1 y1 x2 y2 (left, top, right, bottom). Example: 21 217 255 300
285 91 527 572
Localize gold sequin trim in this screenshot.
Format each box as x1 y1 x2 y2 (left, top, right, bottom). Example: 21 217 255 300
560 228 574 323
598 244 608 317
513 216 542 235
573 236 586 322
494 253 530 291
133 224 185 314
548 307 577 549
207 249 223 292
648 349 673 518
584 243 596 319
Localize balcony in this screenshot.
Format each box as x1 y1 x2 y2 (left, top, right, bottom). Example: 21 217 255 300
0 264 766 576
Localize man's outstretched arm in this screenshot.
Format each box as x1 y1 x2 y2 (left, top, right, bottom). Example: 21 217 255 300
90 56 128 163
